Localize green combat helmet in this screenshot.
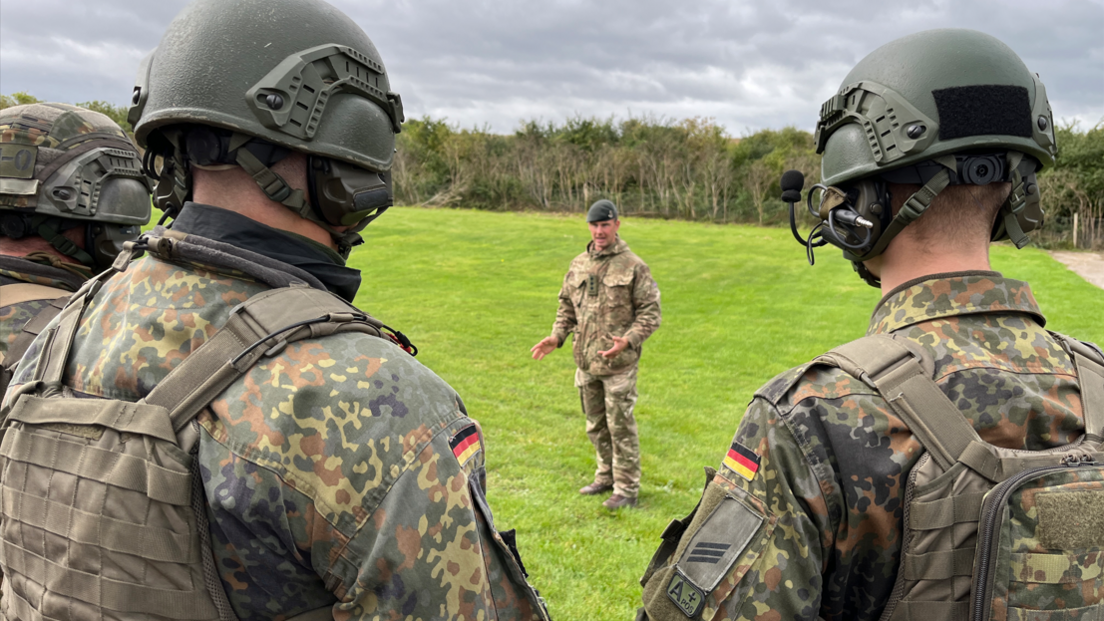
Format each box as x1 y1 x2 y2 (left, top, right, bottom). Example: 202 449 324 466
780 29 1057 286
0 103 151 271
129 0 405 258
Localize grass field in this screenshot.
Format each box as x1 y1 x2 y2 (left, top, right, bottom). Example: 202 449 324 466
343 207 1103 620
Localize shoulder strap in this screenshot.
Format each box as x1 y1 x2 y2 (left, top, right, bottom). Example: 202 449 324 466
1050 332 1104 441
814 335 983 473
0 294 68 400
0 282 70 309
1 295 68 367
141 285 390 438
21 268 116 394
11 237 155 398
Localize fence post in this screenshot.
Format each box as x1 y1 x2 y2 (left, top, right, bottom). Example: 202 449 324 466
1073 212 1079 248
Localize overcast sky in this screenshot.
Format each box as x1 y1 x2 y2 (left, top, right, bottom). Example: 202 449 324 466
2 0 1101 135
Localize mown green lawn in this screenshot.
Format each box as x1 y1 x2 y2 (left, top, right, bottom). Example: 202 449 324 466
348 207 1103 621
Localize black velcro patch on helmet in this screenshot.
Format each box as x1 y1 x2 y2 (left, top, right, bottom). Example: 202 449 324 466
932 85 1032 140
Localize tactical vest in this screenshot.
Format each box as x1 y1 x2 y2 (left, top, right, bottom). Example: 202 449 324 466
0 283 70 399
0 235 410 620
816 335 1104 621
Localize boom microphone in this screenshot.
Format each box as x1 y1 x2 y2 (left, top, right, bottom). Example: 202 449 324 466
780 170 804 203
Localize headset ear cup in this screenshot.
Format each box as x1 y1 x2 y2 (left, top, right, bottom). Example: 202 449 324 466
820 180 886 258
991 168 1042 244
306 156 392 228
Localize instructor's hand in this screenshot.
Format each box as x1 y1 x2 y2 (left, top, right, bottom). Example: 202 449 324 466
531 336 558 360
599 336 629 359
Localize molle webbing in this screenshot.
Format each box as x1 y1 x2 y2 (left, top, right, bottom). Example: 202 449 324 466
816 334 1104 621
0 241 393 619
0 264 228 620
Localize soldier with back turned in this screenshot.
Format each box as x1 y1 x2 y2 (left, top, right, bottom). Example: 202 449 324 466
1 1 549 618
639 29 1103 621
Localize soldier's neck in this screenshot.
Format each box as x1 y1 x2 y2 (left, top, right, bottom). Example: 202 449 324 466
868 239 992 296
192 166 337 251
0 231 86 264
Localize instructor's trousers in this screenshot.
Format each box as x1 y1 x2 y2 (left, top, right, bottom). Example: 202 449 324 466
576 365 640 498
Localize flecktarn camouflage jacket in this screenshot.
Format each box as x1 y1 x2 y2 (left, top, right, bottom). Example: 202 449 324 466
0 254 85 363
551 238 661 375
5 234 548 621
640 271 1098 621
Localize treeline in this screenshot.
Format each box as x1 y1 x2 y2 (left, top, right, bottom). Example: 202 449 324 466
4 91 1100 248
1035 124 1104 249
395 116 819 228
396 115 1104 249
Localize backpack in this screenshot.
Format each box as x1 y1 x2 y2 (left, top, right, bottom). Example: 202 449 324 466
0 241 409 620
639 333 1103 621
815 334 1104 621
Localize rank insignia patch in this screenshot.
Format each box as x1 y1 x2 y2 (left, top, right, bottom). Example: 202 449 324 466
449 424 481 466
723 441 760 481
685 541 731 564
666 570 705 618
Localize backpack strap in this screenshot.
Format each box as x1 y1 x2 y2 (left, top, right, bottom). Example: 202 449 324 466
1 295 68 364
814 335 984 473
0 285 69 396
15 268 118 399
140 285 392 437
0 282 70 309
1050 332 1104 441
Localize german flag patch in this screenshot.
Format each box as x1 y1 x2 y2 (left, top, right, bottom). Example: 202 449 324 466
449 424 481 466
723 441 761 482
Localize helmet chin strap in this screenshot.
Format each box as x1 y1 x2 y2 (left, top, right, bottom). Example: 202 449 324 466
29 215 96 269
853 160 955 262
233 148 362 259
844 156 956 287
997 151 1030 249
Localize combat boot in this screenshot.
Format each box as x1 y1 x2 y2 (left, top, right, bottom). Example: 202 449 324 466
602 494 637 509
578 482 614 495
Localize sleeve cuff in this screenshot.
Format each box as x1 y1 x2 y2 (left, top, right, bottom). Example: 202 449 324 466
624 331 643 349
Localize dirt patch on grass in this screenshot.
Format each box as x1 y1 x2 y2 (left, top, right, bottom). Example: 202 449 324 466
1050 251 1104 290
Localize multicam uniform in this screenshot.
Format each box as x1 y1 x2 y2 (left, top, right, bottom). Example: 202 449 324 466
640 272 1096 621
551 238 661 499
6 208 548 620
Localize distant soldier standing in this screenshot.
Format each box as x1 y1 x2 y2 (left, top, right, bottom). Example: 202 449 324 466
531 200 661 509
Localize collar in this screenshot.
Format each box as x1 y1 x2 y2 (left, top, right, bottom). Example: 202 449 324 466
170 202 362 302
867 270 1046 335
588 237 629 258
0 254 88 291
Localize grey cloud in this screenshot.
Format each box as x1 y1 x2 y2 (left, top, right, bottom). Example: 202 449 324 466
2 0 1100 134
